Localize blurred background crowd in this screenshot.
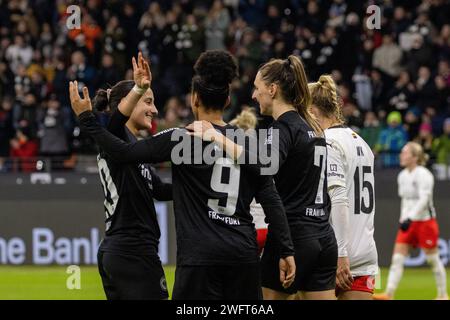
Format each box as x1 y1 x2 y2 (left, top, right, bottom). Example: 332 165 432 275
0 0 449 174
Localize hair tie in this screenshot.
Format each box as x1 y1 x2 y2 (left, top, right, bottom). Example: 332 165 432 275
106 88 112 100
197 78 229 95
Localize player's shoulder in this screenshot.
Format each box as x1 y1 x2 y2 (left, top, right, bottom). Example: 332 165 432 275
274 111 324 146
398 168 409 182
152 127 189 143
416 166 433 179
325 126 371 151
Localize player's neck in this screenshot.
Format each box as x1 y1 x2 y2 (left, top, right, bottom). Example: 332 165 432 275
197 108 227 126
407 163 418 172
319 117 339 130
272 102 296 120
125 121 139 137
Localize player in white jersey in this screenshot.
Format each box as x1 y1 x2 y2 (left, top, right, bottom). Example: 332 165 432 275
230 109 268 254
309 75 378 300
374 142 448 300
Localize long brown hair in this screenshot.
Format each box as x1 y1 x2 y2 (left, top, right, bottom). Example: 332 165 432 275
308 74 345 125
258 55 322 135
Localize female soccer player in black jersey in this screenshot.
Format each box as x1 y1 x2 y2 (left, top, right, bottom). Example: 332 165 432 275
190 55 338 300
90 53 171 300
69 50 296 300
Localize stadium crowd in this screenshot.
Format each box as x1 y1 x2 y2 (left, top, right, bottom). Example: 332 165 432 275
0 0 449 172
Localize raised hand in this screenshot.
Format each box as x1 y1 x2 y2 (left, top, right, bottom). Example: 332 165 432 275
132 51 152 90
69 81 92 116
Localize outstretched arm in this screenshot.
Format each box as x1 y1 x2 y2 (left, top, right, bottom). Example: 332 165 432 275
107 52 152 137
186 120 288 176
70 81 179 164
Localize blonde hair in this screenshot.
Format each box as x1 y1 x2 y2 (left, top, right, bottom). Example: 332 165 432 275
230 108 258 131
406 141 429 166
308 75 345 125
259 55 322 135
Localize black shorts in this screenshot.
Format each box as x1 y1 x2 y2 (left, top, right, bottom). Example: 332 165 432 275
97 250 169 300
261 232 337 294
172 264 262 300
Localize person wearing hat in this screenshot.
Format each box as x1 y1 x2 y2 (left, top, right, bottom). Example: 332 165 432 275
375 111 408 167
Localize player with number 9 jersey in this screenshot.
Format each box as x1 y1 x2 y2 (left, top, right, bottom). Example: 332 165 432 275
309 75 378 300
74 50 296 300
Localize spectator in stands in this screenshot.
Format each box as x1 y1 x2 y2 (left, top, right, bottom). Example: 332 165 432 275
205 0 230 50
405 34 434 77
0 96 14 171
0 0 447 170
360 111 381 150
95 53 121 90
432 118 450 166
10 124 38 172
376 111 408 168
37 94 71 158
404 107 422 141
102 15 127 74
387 71 415 114
414 122 434 163
67 51 96 93
0 60 15 99
372 33 403 80
434 74 450 114
157 97 186 132
416 66 437 110
13 93 38 138
5 34 33 73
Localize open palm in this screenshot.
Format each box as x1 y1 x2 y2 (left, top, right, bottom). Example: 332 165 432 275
133 51 152 90
69 81 92 116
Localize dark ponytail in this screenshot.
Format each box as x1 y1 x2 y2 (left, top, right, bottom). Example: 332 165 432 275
259 55 322 135
92 80 135 113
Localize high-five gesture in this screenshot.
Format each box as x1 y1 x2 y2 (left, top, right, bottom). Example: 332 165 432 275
69 81 92 116
132 51 151 90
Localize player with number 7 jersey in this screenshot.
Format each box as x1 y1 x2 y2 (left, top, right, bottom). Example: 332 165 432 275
309 75 378 300
254 57 337 301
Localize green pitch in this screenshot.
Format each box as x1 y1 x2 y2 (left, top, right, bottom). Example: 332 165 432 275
0 266 448 300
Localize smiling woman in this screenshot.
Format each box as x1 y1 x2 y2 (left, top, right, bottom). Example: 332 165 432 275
69 53 173 300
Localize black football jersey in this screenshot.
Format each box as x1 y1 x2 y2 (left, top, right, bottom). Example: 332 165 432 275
267 110 333 240
96 111 172 256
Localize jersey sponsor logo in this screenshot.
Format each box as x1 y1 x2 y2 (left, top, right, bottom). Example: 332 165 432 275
305 208 326 217
138 164 153 190
328 171 345 179
307 131 316 138
330 164 338 172
208 210 241 225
